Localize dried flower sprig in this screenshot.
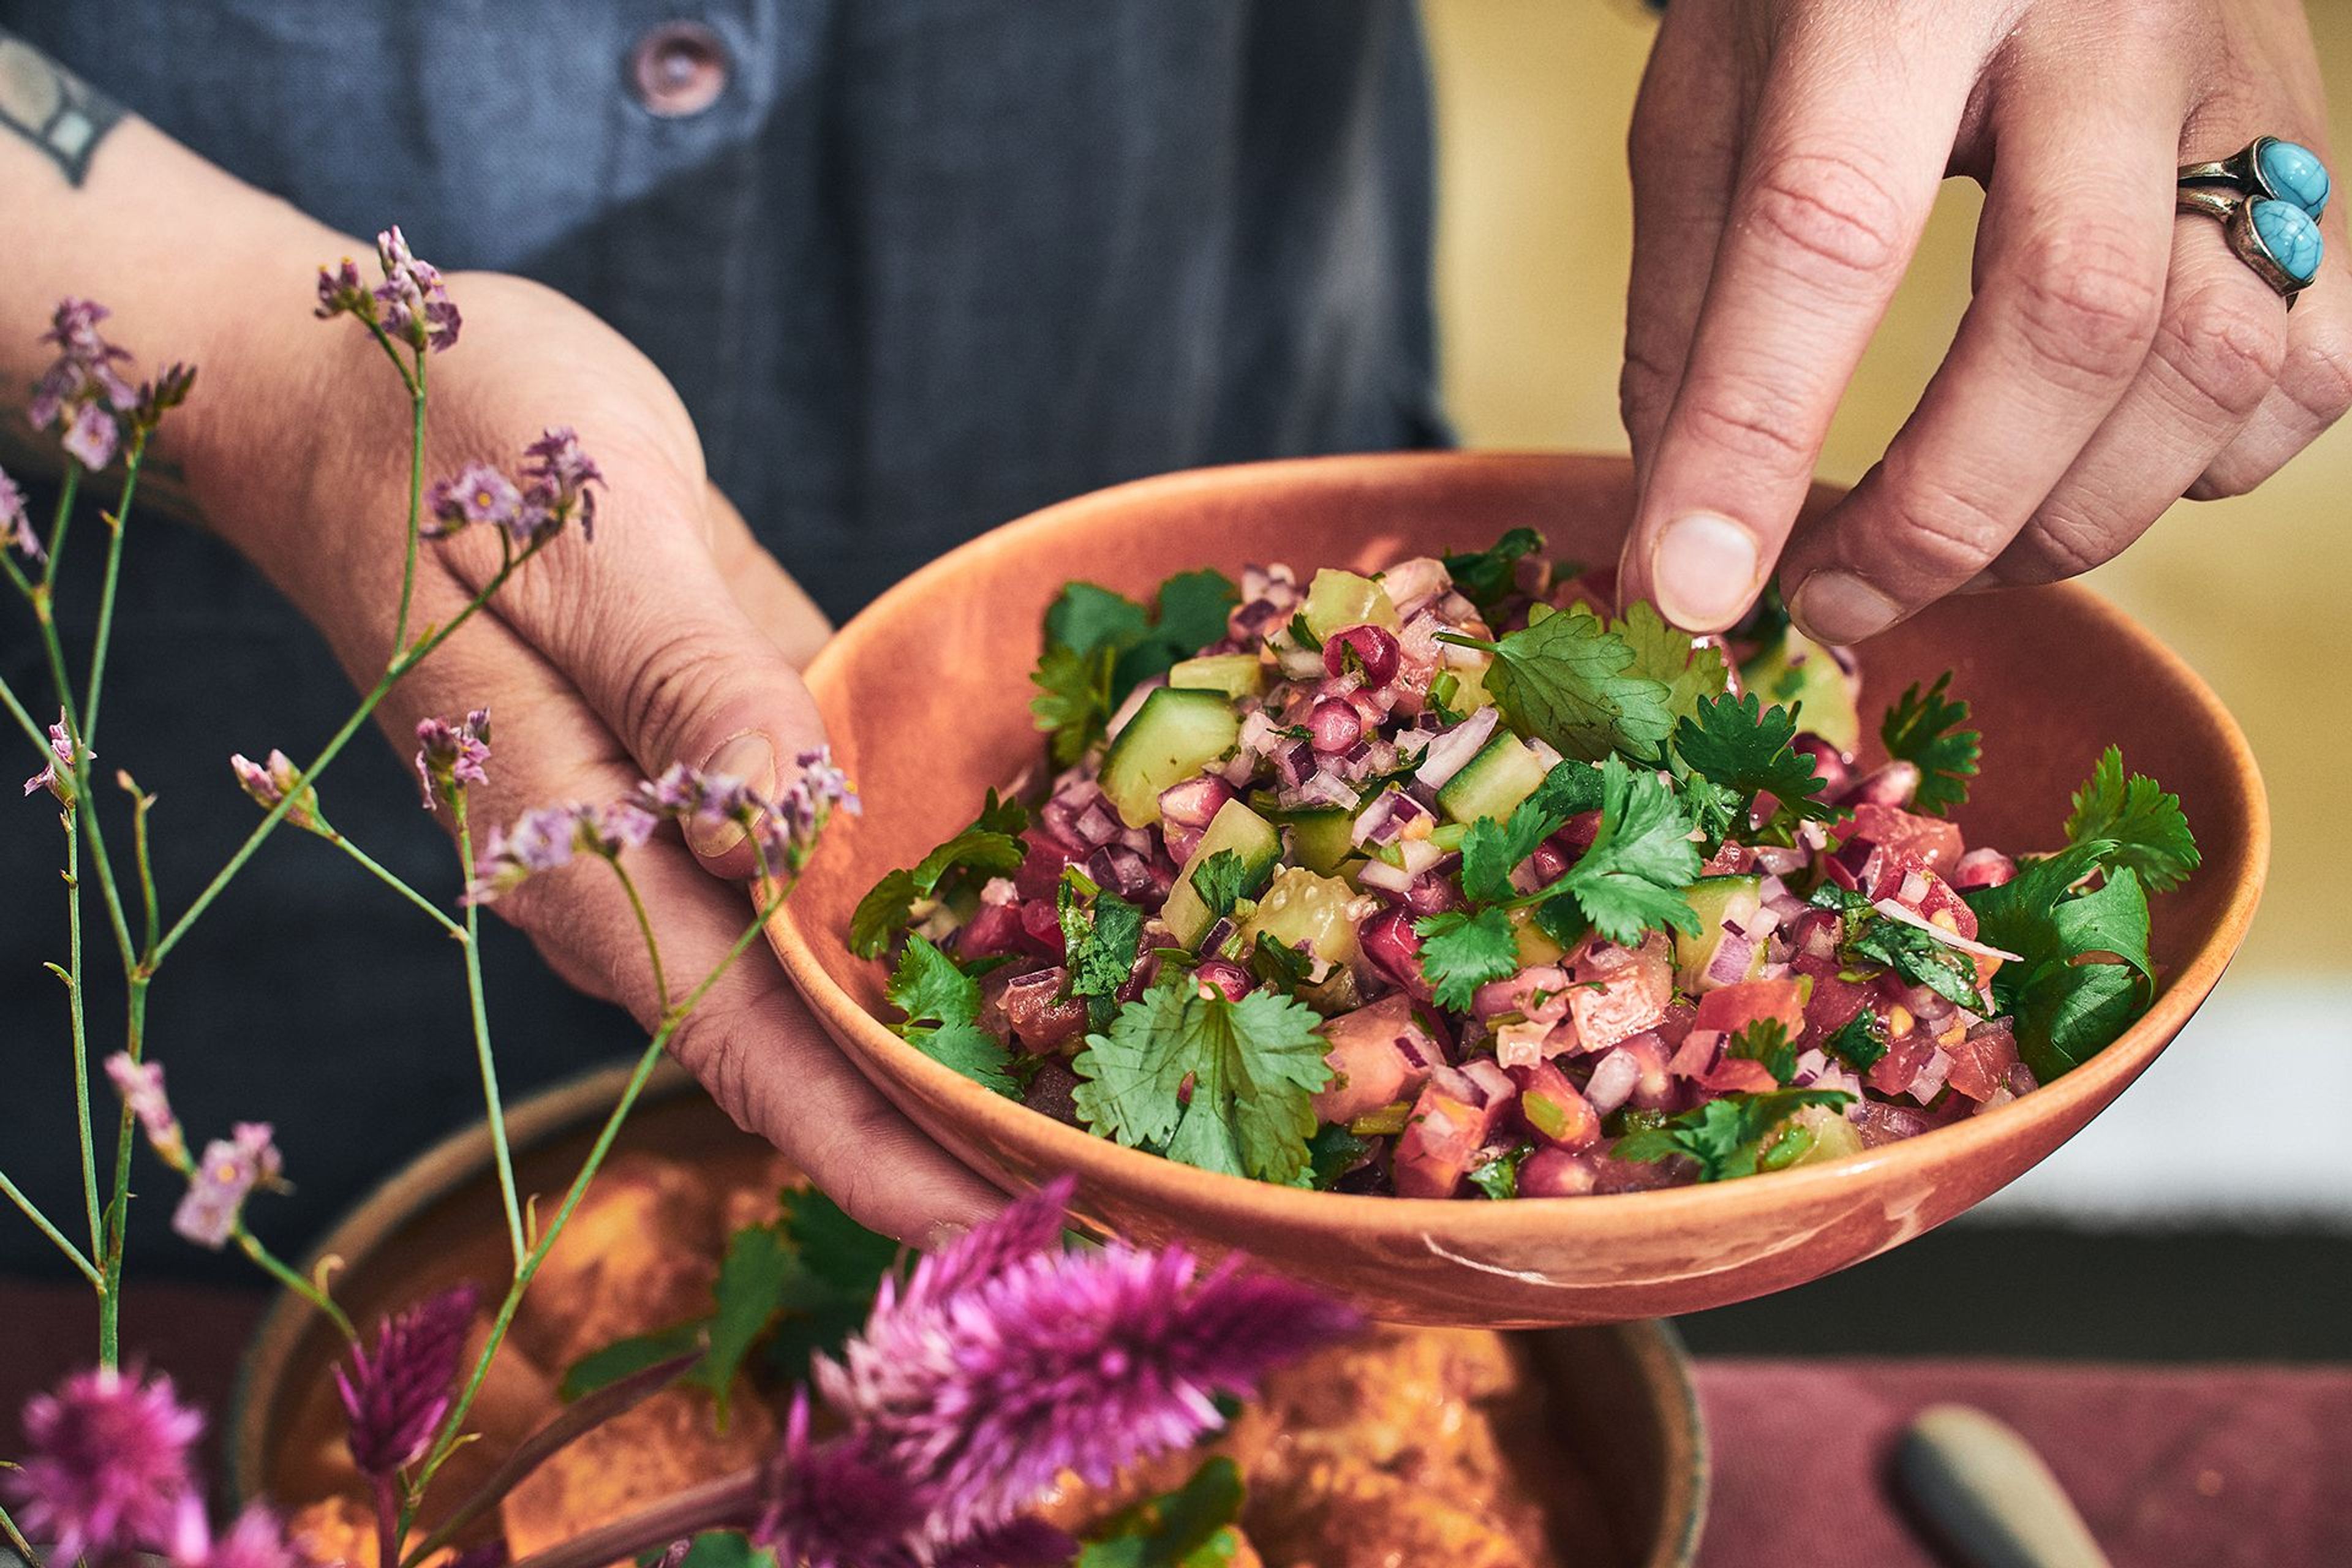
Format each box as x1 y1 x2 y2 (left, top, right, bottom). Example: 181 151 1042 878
315 227 462 356
423 428 602 550
29 299 136 470
415 709 492 809
1 467 40 562
23 710 78 806
230 750 327 833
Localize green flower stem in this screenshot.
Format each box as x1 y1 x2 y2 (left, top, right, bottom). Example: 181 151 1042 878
235 1220 356 1343
1 1498 43 1568
150 539 545 968
39 460 80 587
610 857 668 1009
97 976 146 1366
393 348 427 652
401 876 797 1548
62 812 99 1254
453 793 526 1271
127 777 160 956
0 666 45 752
83 437 146 745
323 828 462 938
0 1162 104 1287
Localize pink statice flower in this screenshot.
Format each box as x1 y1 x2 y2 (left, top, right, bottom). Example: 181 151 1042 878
172 1122 285 1249
336 1283 479 1478
230 749 325 832
314 257 372 322
424 461 526 541
464 800 657 904
520 426 603 541
107 1052 185 1164
372 226 461 353
635 747 858 876
130 361 198 433
29 298 136 469
7 1365 205 1562
753 1175 1358 1566
1 465 40 562
415 707 492 808
24 709 79 806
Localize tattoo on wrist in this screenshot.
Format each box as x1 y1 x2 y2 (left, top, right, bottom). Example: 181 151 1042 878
0 30 126 186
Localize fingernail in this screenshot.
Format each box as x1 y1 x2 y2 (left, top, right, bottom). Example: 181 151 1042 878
685 732 774 858
1954 570 2003 596
1790 570 1902 643
922 1219 971 1254
1651 513 1762 630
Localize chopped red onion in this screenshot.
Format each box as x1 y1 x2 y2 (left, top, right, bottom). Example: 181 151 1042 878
1705 931 1757 987
1907 1047 1952 1104
1869 897 2022 962
1838 760 1921 809
1289 769 1359 810
1583 1049 1640 1115
1355 857 1415 895
1104 677 1163 741
1412 707 1498 790
1353 787 1434 848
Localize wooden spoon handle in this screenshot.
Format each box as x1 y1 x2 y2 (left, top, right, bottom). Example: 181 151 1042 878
1896 1404 2114 1568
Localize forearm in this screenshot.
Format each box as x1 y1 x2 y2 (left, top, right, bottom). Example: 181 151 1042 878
0 28 353 533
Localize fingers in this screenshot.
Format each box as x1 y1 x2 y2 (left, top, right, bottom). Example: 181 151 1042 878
2188 221 2352 499
1777 59 2187 641
1983 213 2288 585
1620 2 1746 483
1616 13 1975 631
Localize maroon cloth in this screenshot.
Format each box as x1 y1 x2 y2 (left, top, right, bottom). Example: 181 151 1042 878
1693 1358 2351 1568
1 1283 2344 1566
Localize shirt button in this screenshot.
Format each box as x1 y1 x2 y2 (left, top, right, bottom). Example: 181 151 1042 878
629 20 729 119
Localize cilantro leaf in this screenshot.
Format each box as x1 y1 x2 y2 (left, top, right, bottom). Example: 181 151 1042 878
1446 605 1675 761
1615 601 1733 731
1060 873 1145 1024
1077 1458 1248 1568
1844 909 1983 1010
1127 570 1244 685
685 1221 796 1421
1305 1122 1371 1189
1725 1018 1797 1085
1072 980 1332 1185
884 935 1019 1096
557 1321 701 1404
761 1189 902 1377
1251 933 1313 990
1442 527 1546 611
1468 1143 1532 1200
1965 841 2155 1080
850 790 1030 957
1613 1088 1852 1182
2064 746 2199 894
1824 1009 1888 1072
1031 643 1119 767
1413 906 1521 1011
1189 850 1251 924
1547 754 1702 946
1458 761 1607 908
1045 581 1152 657
1672 691 1844 833
1880 671 1981 816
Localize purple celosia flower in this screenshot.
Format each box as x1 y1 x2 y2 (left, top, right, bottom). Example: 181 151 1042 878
754 1175 1358 1564
106 1052 185 1163
166 1495 308 1568
520 426 603 541
230 750 324 832
372 226 461 353
415 707 492 808
465 799 657 904
29 298 136 470
171 1122 284 1250
336 1282 480 1478
2 466 43 562
7 1365 205 1562
24 709 78 806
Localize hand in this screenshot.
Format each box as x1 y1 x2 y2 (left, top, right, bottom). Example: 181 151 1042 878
190 268 1006 1242
1614 0 2349 641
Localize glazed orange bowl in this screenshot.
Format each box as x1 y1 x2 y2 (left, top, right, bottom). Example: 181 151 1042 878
765 451 2267 1326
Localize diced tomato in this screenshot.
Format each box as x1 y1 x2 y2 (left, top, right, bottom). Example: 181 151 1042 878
1013 826 1090 902
1311 995 1442 1124
997 968 1087 1053
1507 1061 1600 1150
1518 1148 1598 1197
1943 1019 2021 1103
1864 1029 1937 1098
1842 802 1965 876
1392 1065 1515 1199
1568 932 1673 1051
1906 869 1980 942
1796 952 1875 1038
1700 1057 1781 1094
956 902 1028 961
1691 977 1809 1039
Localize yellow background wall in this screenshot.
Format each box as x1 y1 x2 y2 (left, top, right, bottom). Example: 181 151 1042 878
1425 1 2352 974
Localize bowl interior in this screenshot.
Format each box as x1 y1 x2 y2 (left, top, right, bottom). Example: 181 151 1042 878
232 1069 1708 1568
769 451 2265 1321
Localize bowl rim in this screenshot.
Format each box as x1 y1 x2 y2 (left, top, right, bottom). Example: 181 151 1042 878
767 450 2271 1240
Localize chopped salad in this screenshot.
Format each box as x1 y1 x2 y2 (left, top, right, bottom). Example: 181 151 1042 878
851 531 2198 1199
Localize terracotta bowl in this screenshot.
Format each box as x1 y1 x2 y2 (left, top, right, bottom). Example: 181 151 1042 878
230 1065 1710 1568
766 451 2268 1327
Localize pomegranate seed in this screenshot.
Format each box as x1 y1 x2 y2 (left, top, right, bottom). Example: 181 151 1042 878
1192 959 1254 1002
1324 624 1402 688
1308 697 1363 754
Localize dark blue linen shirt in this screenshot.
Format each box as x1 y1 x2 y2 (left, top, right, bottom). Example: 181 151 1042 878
0 1 1441 1272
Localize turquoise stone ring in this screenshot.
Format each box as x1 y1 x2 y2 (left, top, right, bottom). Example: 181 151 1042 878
2177 137 2331 300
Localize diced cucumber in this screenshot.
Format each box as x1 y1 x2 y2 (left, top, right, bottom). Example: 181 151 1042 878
1673 874 1765 991
1169 653 1266 701
1511 907 1568 967
1434 734 1550 824
1099 687 1240 827
1739 625 1861 756
1755 1103 1866 1172
1273 806 1357 875
1162 799 1282 947
1302 568 1401 640
1240 867 1362 971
